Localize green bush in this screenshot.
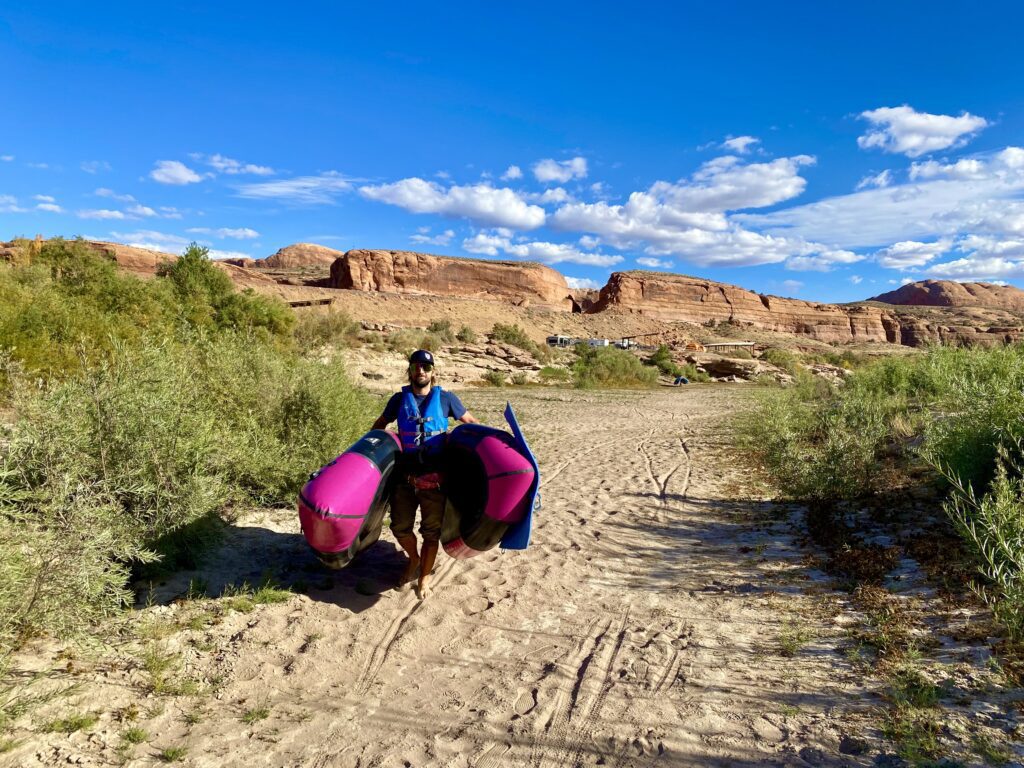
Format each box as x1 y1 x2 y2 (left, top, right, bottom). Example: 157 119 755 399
572 345 657 389
490 322 533 348
510 373 528 386
760 347 800 375
293 310 361 351
538 365 571 383
456 325 477 343
387 328 445 355
647 344 682 377
427 320 455 342
482 370 506 387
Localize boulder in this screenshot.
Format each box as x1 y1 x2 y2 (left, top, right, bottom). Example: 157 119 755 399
263 243 344 269
332 249 573 311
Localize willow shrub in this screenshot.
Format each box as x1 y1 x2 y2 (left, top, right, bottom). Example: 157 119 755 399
573 345 657 389
0 334 380 648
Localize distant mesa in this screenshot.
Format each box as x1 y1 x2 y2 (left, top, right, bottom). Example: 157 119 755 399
331 248 572 311
869 279 1024 312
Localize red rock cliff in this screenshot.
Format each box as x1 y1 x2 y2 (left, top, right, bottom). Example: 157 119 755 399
589 271 899 343
331 249 573 310
870 280 1024 312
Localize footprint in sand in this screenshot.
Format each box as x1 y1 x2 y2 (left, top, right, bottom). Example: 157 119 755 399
474 742 511 768
461 596 492 616
513 687 537 716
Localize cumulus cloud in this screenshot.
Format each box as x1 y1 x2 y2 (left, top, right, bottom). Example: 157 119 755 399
236 172 354 204
637 257 673 269
186 227 261 240
462 232 622 267
849 275 863 284
875 240 951 270
527 187 574 205
785 249 863 272
578 235 600 249
150 160 202 185
740 146 1024 248
0 195 26 213
198 153 274 176
926 256 1024 281
126 204 158 217
532 157 588 184
565 276 602 290
208 249 254 260
360 178 546 229
109 230 191 253
857 106 988 158
36 203 63 213
856 170 893 190
409 228 455 247
33 195 55 203
80 160 111 174
782 279 804 293
721 136 759 154
501 165 523 181
78 209 127 220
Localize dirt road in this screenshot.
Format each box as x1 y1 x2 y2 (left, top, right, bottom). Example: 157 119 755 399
6 387 878 767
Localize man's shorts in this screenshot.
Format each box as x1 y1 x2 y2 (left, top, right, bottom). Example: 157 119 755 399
389 478 445 543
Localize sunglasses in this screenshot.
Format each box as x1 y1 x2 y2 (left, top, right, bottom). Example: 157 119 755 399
409 363 434 372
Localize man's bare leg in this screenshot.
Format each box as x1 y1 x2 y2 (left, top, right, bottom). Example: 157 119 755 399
396 535 420 588
416 540 439 599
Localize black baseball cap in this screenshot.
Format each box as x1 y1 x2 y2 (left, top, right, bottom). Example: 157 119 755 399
408 349 435 366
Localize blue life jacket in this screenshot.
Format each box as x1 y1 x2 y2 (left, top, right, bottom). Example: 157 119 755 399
397 385 448 460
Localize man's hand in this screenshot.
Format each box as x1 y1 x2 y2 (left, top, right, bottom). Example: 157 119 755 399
371 415 389 430
459 412 480 424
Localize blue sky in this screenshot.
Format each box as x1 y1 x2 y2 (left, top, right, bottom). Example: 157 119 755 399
3 2 1024 302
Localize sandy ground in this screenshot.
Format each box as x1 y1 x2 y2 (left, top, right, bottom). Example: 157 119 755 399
6 387 889 767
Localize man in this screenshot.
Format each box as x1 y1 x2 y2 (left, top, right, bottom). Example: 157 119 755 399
372 349 478 599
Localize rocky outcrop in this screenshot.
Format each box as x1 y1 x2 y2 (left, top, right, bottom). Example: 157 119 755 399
332 249 573 311
870 280 1024 312
263 243 344 269
589 271 896 343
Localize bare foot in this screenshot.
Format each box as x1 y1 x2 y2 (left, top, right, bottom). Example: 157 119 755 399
415 579 431 600
399 555 420 589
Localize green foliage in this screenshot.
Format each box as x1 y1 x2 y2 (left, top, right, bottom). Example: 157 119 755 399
647 344 682 377
760 347 800 375
490 323 550 362
426 320 455 342
572 345 657 389
538 365 571 383
42 711 99 734
159 746 187 762
510 373 528 386
387 328 445 355
482 370 506 387
456 325 477 343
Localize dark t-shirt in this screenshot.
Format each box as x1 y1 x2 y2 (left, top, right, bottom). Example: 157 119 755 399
380 388 467 426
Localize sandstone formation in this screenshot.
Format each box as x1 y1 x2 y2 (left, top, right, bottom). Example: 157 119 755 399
263 243 344 269
588 271 898 343
870 280 1024 312
332 249 573 311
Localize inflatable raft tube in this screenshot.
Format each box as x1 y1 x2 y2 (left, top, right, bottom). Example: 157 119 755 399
441 422 536 559
298 430 401 569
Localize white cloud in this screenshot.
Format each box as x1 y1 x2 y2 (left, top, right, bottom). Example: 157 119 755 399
785 249 863 272
409 228 455 247
901 277 917 285
33 195 55 203
909 158 987 181
236 172 354 204
186 227 260 240
532 156 588 184
578 235 600 249
856 170 893 190
150 160 202 185
95 188 136 202
501 165 523 181
80 160 111 174
109 230 192 253
27 162 49 169
36 203 63 213
208 249 254 260
126 204 158 217
875 240 951 270
527 187 573 205
849 275 863 284
361 178 546 229
77 209 127 220
462 232 622 267
0 155 12 162
782 279 804 293
202 153 274 176
0 195 26 213
565 276 602 290
857 105 988 158
722 136 759 154
159 206 183 219
637 257 673 269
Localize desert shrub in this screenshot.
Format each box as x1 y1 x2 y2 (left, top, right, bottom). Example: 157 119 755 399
456 325 477 343
510 373 528 386
482 370 506 387
679 363 711 383
760 347 800 375
722 348 752 359
646 344 682 377
427 320 455 342
387 328 445 355
0 334 380 647
293 310 361 351
490 323 533 348
572 346 657 389
538 365 571 383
